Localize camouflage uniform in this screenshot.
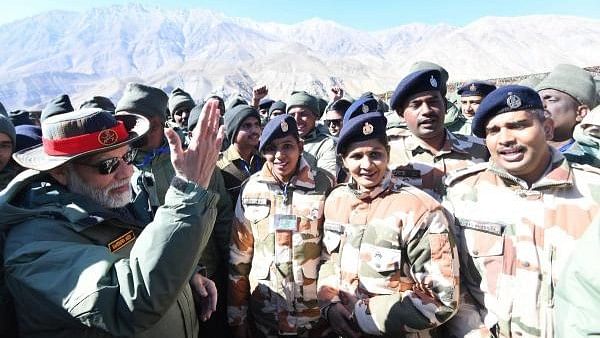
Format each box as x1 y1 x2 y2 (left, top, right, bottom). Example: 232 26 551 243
317 171 459 337
388 129 489 201
217 145 264 205
443 148 600 337
228 158 333 337
301 126 337 178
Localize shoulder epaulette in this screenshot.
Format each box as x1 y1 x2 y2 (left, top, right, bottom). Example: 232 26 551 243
569 162 600 175
445 162 489 186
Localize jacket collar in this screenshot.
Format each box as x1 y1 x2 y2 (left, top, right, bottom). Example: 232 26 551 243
405 129 470 156
257 157 316 190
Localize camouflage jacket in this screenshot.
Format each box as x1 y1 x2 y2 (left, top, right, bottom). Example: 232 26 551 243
301 127 337 178
445 115 474 137
388 129 489 201
443 148 600 338
228 158 333 336
318 171 459 337
217 145 264 206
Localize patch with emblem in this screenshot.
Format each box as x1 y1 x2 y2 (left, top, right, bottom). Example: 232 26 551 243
506 92 522 109
108 230 136 253
98 129 118 146
280 121 289 132
362 104 370 113
430 75 438 88
458 218 505 236
362 122 374 135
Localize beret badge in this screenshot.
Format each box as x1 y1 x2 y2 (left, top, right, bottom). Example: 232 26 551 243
430 75 438 88
362 104 370 113
362 122 374 135
280 121 289 132
469 83 477 92
506 93 522 109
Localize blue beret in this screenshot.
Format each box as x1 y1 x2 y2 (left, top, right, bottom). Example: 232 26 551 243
457 81 496 97
259 114 299 152
15 124 42 152
472 85 544 138
390 69 442 111
337 112 387 155
343 95 379 126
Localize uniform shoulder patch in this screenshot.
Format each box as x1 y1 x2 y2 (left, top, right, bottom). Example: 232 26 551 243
445 162 489 186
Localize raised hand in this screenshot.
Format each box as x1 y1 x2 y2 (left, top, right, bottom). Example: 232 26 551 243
165 98 225 188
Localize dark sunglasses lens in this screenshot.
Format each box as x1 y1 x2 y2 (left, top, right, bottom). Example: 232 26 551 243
98 158 120 175
326 119 341 127
123 148 138 164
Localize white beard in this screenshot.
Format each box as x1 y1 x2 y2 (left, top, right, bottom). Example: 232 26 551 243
66 167 132 209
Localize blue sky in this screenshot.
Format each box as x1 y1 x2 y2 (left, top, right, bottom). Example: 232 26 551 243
2 0 599 30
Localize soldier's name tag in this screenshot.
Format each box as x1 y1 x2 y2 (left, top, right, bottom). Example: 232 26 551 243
392 168 422 187
458 218 505 236
273 214 298 231
108 230 136 253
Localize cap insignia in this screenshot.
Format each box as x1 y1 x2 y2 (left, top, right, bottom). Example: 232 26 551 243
506 92 522 109
98 129 118 146
362 104 370 113
430 75 438 88
281 121 289 132
362 122 374 135
469 83 477 92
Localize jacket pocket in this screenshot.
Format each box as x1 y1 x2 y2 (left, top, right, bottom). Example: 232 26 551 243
323 221 344 254
243 204 271 224
358 244 402 295
251 256 272 280
293 193 325 236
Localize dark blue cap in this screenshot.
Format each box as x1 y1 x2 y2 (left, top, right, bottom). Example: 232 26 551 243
472 85 544 138
258 114 298 153
259 98 275 110
457 81 497 97
343 95 379 126
336 112 387 155
390 69 442 112
15 124 42 152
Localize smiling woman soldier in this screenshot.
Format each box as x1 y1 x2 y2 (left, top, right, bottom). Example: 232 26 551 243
317 98 459 338
228 114 334 338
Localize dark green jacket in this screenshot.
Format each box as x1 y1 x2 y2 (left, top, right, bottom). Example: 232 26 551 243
1 169 217 337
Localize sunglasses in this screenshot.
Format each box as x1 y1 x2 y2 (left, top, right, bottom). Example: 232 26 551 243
324 119 342 127
75 148 138 175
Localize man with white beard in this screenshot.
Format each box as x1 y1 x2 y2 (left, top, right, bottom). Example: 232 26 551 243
0 103 224 337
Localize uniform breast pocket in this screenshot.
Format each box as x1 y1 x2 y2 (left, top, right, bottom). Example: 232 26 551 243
323 221 345 254
460 220 505 258
293 193 325 236
358 244 402 295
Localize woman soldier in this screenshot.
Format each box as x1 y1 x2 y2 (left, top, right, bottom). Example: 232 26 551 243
317 104 459 338
228 115 334 338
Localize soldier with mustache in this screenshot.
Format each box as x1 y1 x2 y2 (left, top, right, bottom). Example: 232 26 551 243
388 68 489 201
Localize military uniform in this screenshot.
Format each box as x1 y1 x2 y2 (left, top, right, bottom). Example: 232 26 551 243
228 158 333 337
388 129 489 201
443 149 600 337
132 139 233 278
317 171 459 337
217 145 264 205
301 127 337 178
1 169 217 337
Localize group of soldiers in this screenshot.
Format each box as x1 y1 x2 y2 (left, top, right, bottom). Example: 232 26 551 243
0 60 599 338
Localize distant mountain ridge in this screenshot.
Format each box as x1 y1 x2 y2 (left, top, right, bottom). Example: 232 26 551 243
0 4 599 110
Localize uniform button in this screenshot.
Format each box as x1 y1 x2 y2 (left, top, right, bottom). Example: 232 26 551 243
515 331 523 336
472 250 479 255
522 261 530 268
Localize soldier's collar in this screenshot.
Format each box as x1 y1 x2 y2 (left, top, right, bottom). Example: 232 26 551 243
489 147 572 190
348 170 391 201
406 129 469 156
259 157 316 190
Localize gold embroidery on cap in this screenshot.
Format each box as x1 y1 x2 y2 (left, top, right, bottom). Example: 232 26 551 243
108 230 136 253
98 129 118 146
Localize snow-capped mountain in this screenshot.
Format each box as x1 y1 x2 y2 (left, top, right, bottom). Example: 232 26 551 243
0 4 598 110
